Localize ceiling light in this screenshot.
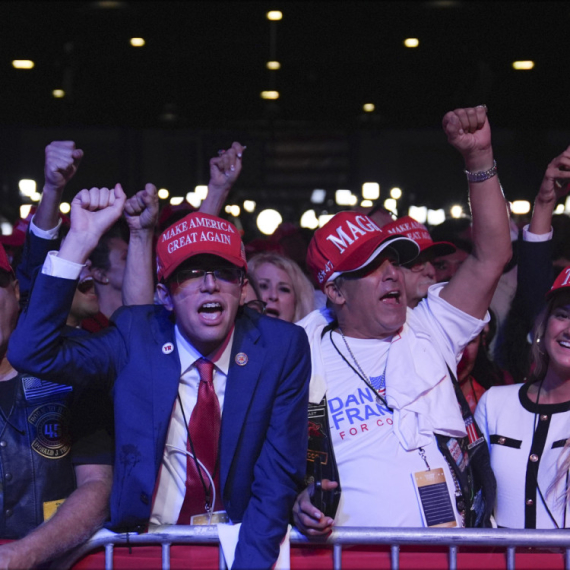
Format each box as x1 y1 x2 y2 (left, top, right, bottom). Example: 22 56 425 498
130 38 145 47
0 222 13 236
195 185 208 200
257 209 282 235
59 203 70 214
450 205 463 218
311 189 326 204
335 189 353 206
185 192 201 208
267 11 283 20
512 61 534 70
261 91 279 100
300 209 319 230
404 38 419 48
31 192 41 202
384 198 397 212
243 200 256 213
318 214 334 227
52 89 65 98
230 205 241 217
390 187 402 200
363 103 375 113
511 200 531 214
266 61 281 70
427 209 446 226
20 205 32 218
19 179 36 197
170 197 184 206
157 188 169 199
12 60 34 69
361 200 373 207
554 204 565 215
409 205 427 224
362 182 379 200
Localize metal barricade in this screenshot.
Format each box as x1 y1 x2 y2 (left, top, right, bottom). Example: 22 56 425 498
58 525 570 570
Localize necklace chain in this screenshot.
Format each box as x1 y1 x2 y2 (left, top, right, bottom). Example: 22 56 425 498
339 328 372 385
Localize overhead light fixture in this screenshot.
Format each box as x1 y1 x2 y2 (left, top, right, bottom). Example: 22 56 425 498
311 189 326 204
554 204 565 215
243 200 256 213
427 209 446 226
318 214 334 227
335 189 354 206
267 10 283 20
158 188 169 199
266 61 281 70
59 203 71 214
12 60 34 69
384 198 397 213
257 209 282 235
52 89 65 98
170 197 184 206
361 200 373 208
230 205 241 217
362 182 379 200
511 200 531 214
404 38 419 48
450 205 463 218
390 187 402 200
30 192 41 202
261 91 279 100
20 205 32 218
363 103 375 113
195 185 208 200
130 37 145 47
409 205 427 224
512 61 534 70
300 209 319 230
185 192 201 208
19 179 36 197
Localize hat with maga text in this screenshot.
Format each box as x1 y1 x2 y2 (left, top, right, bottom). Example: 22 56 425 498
547 265 570 300
382 216 456 259
0 244 14 275
306 211 419 290
157 212 247 281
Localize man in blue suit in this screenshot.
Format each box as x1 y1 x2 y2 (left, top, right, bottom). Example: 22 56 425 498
8 184 310 569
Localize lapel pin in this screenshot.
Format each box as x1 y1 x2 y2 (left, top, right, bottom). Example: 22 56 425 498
162 342 174 354
235 352 248 366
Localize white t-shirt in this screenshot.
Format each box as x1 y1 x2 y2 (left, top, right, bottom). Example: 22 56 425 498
322 332 462 527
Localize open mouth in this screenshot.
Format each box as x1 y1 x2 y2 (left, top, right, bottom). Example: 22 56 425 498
380 291 401 305
559 340 570 349
265 308 280 318
198 301 223 322
77 277 95 294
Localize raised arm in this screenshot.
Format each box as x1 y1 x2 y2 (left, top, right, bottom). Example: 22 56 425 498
528 145 570 235
34 141 83 231
439 106 512 319
123 183 159 306
199 142 246 216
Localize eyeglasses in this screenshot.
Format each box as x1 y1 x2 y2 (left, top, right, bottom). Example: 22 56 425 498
244 300 267 315
174 267 244 289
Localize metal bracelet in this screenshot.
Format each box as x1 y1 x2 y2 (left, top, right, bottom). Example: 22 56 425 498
464 160 497 183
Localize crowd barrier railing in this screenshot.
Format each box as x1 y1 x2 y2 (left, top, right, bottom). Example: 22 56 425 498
59 525 570 570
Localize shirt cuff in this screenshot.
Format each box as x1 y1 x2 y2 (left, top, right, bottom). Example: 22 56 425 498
522 224 553 242
42 251 84 280
30 216 62 240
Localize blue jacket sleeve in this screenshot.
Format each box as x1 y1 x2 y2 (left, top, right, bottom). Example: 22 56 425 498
232 326 310 570
8 272 125 391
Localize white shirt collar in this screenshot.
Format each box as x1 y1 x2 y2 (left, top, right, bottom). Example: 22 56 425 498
174 324 234 376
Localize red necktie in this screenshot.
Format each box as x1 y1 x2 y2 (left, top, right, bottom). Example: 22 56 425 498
177 358 222 523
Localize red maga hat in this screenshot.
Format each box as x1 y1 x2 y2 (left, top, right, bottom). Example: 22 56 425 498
382 216 456 259
156 212 247 282
306 211 419 291
0 244 14 275
547 266 570 300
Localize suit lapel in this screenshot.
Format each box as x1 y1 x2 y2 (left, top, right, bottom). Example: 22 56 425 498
149 308 181 470
220 313 262 488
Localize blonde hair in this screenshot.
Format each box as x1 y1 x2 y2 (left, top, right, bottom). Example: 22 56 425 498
248 253 315 322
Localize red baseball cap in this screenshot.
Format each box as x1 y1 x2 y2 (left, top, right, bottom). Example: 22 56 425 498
0 244 14 275
382 216 456 259
306 211 419 290
156 212 247 282
546 266 570 300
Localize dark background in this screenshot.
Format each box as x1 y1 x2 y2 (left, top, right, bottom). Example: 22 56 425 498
0 1 568 230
